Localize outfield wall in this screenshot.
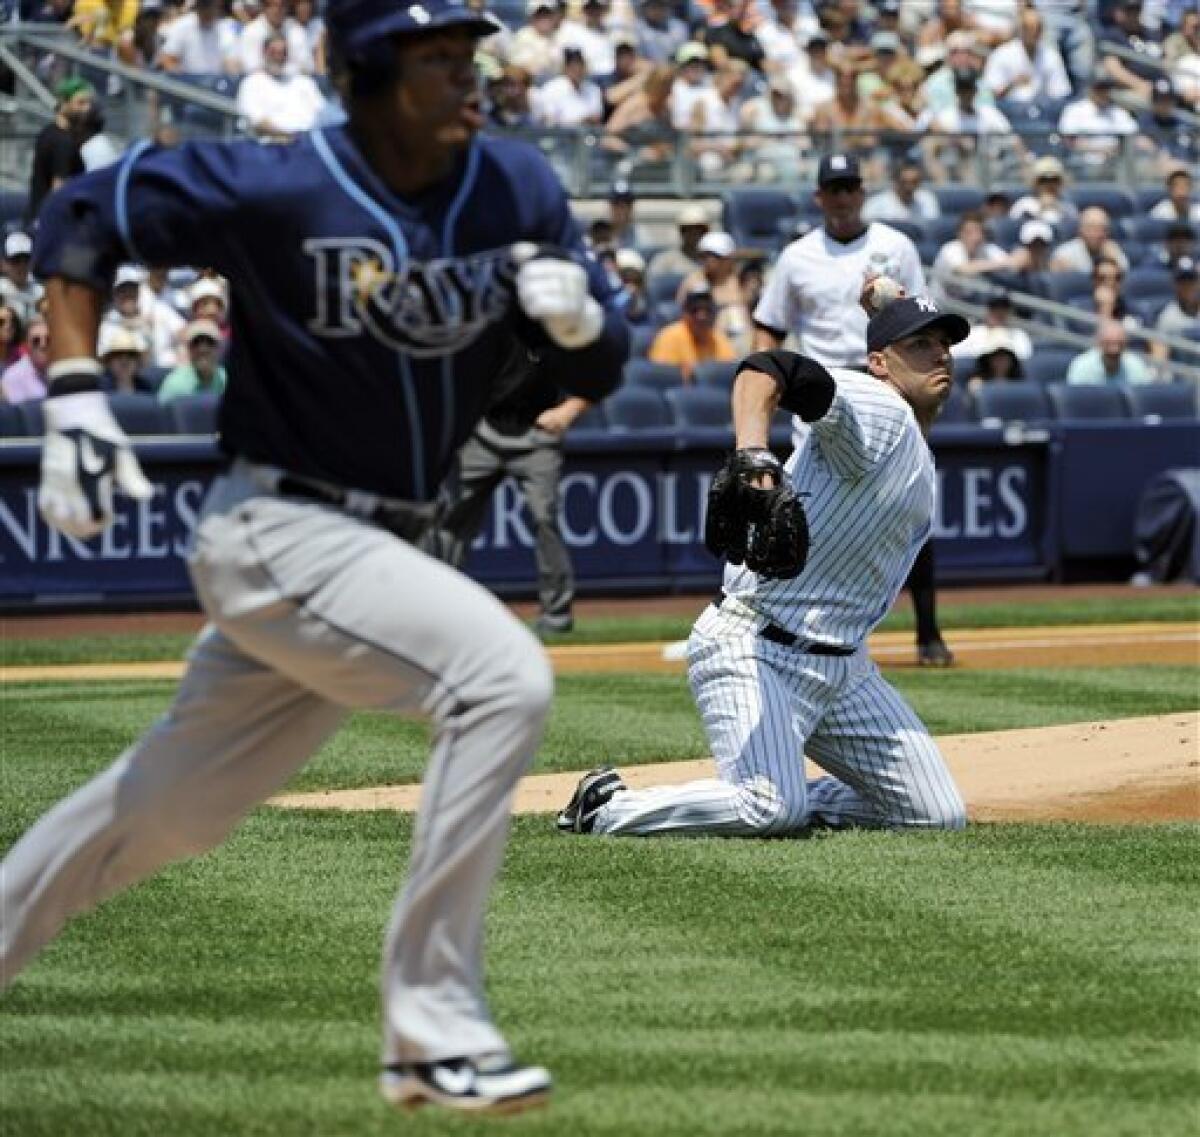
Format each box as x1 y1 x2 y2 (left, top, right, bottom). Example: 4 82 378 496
0 421 1195 610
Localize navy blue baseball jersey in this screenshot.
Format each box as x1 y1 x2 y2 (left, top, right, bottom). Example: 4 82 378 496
33 126 628 500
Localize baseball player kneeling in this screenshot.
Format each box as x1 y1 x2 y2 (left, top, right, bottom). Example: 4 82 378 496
559 295 970 837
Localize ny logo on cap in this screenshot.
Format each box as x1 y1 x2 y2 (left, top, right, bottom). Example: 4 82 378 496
914 296 937 313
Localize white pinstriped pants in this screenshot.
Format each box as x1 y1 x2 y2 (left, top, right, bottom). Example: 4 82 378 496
594 600 966 836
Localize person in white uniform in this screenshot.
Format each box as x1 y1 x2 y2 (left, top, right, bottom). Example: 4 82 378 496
558 294 971 837
752 151 953 666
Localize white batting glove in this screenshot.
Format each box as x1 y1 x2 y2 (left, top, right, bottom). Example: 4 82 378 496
38 391 155 539
514 244 605 350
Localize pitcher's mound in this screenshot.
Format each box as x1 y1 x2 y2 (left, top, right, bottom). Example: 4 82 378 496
272 713 1199 824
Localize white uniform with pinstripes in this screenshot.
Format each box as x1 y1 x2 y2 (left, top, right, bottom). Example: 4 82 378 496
593 370 966 836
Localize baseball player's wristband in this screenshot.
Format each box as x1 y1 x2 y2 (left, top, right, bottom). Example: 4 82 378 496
737 350 835 422
47 358 104 396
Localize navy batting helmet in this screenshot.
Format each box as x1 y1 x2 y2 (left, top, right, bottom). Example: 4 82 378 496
327 0 500 60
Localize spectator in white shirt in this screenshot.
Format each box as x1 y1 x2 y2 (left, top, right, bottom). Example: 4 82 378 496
634 0 688 66
0 231 44 323
955 292 1033 367
1149 167 1200 223
557 0 617 78
534 47 605 126
922 69 1014 182
240 0 312 75
754 0 816 74
291 0 326 75
981 7 1071 103
1008 155 1079 231
102 264 186 369
739 74 805 182
1057 74 1138 165
931 211 1011 304
1049 206 1129 274
510 0 565 82
670 41 717 131
158 0 240 74
784 29 835 121
863 160 942 225
237 32 327 139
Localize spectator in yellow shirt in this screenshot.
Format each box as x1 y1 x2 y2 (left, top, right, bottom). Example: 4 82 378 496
648 288 737 382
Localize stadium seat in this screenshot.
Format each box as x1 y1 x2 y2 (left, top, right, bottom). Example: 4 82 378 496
1024 346 1081 384
572 401 608 431
168 392 220 434
951 354 977 384
1122 217 1176 244
883 217 925 243
1125 267 1176 301
1045 382 1128 421
721 188 797 252
1134 185 1167 213
623 359 685 390
605 387 671 431
932 186 985 216
938 383 975 424
923 215 962 246
1041 271 1095 305
629 324 659 358
1120 382 1199 421
972 383 1053 425
0 403 27 438
109 393 171 435
139 365 171 393
1067 183 1137 219
693 360 738 391
18 401 44 437
986 216 1024 248
646 271 685 324
663 385 732 429
0 191 28 228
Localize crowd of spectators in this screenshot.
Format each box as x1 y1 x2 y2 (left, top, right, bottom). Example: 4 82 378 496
3 0 1200 425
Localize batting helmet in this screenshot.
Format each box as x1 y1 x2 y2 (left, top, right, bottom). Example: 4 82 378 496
327 0 501 62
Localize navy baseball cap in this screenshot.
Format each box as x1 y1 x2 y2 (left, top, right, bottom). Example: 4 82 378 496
817 153 861 188
867 296 970 353
327 0 500 57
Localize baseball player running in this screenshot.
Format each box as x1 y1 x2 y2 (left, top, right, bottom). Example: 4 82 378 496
1 0 627 1115
558 294 968 837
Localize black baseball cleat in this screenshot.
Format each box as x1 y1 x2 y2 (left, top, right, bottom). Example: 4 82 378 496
379 1054 552 1115
556 765 626 833
917 638 955 667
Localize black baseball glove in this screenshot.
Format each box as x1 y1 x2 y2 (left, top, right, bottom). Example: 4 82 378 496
704 447 809 579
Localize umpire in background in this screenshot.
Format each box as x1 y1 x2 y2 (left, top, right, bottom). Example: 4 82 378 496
752 151 955 666
439 340 589 636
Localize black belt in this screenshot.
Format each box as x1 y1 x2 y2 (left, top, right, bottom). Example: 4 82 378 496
712 591 855 656
275 473 440 544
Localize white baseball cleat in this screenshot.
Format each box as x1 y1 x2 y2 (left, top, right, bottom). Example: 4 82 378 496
379 1055 552 1114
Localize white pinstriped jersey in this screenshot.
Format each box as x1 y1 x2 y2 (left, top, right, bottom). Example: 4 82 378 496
724 369 934 648
753 224 926 368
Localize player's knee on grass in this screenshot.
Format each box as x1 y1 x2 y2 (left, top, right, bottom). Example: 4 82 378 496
733 775 808 836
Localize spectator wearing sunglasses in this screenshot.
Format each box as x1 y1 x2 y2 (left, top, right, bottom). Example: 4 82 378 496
0 316 50 404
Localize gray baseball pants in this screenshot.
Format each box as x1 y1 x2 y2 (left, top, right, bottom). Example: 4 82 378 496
0 462 553 1065
440 424 574 620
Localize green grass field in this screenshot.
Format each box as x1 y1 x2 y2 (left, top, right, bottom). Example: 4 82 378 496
2 598 1198 1136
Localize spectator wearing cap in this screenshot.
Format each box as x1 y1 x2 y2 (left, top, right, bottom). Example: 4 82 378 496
103 264 187 368
556 0 618 78
605 183 654 251
1139 80 1197 167
1008 156 1079 231
1152 257 1200 363
967 328 1027 387
1057 75 1138 165
0 232 44 323
534 48 605 126
602 37 654 116
919 29 994 117
240 0 314 75
1145 222 1198 273
1066 319 1155 386
677 230 742 310
1097 0 1164 103
634 0 688 65
510 0 564 82
1050 206 1129 274
26 77 93 225
955 293 1032 370
920 67 1014 183
856 30 905 103
612 248 653 325
1007 218 1055 274
188 276 232 345
158 320 228 404
98 325 151 395
237 31 327 139
697 0 766 74
981 8 1070 104
647 203 709 281
739 73 806 180
670 41 717 130
863 160 941 225
648 288 736 381
158 0 240 74
0 315 50 405
930 211 1010 305
1150 167 1200 223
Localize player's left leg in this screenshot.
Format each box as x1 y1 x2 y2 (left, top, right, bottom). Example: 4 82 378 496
510 437 573 631
804 662 966 829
